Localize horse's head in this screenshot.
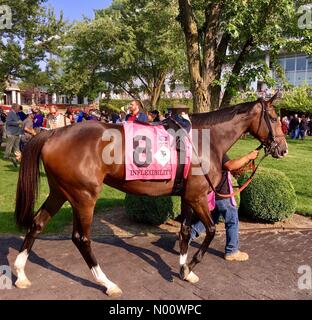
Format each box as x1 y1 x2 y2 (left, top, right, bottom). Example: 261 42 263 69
249 93 288 158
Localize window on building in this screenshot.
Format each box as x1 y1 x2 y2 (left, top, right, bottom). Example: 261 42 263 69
296 56 307 71
285 58 295 71
307 57 312 70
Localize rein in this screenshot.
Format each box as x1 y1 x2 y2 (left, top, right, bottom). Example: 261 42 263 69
204 146 268 199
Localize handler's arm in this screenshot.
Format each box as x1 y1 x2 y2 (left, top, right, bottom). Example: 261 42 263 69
223 150 259 171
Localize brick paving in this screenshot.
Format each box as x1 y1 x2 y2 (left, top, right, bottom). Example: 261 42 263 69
1 230 312 300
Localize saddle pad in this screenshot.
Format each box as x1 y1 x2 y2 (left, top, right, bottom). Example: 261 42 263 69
124 122 192 181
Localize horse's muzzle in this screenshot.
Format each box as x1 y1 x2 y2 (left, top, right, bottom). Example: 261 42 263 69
270 139 288 159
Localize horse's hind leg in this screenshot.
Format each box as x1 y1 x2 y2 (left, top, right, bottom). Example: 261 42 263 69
14 190 66 289
71 203 122 298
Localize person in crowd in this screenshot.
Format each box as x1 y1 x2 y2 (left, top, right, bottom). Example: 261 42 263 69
46 106 71 129
32 105 44 131
20 109 37 151
0 107 6 147
0 113 4 147
65 107 75 125
289 114 300 139
148 110 160 122
170 104 191 132
110 112 120 124
189 150 260 261
17 105 27 121
76 109 86 123
281 116 288 135
308 118 312 136
299 115 308 140
116 107 127 124
3 104 22 164
125 100 148 123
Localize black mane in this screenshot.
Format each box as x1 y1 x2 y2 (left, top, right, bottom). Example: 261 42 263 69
190 100 258 127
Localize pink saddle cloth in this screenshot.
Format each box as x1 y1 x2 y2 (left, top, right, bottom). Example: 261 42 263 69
124 122 192 181
208 192 216 211
207 173 237 211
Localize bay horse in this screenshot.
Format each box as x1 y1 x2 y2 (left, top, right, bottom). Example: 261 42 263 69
14 95 287 297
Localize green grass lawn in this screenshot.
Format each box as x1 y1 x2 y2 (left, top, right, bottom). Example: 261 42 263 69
0 149 124 234
0 135 311 234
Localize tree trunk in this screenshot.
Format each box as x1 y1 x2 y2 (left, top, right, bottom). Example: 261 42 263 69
192 81 211 113
179 0 224 113
150 72 166 109
219 37 253 109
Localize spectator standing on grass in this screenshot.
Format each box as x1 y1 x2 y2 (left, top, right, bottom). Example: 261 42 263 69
3 104 22 162
46 106 71 129
32 105 44 131
289 114 300 139
148 110 160 122
125 100 148 123
281 117 288 135
20 110 37 151
0 115 4 147
17 105 27 121
299 115 308 140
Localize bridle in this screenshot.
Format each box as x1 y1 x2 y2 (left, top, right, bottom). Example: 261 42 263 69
258 98 284 156
205 99 285 199
169 100 285 199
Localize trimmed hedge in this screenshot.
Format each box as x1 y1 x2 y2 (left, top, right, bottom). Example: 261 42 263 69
125 195 178 225
238 168 297 223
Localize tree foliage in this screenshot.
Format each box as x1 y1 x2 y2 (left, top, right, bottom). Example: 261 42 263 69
0 0 67 93
51 0 186 108
276 85 312 113
178 0 312 112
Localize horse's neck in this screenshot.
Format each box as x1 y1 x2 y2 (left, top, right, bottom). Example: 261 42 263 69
210 115 252 156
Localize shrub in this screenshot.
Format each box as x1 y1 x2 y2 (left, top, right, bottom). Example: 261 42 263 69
238 168 297 223
125 194 176 225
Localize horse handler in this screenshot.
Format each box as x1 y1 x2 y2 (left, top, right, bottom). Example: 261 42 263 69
190 150 259 261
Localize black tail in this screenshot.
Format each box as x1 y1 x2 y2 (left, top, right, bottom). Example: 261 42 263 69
15 130 55 230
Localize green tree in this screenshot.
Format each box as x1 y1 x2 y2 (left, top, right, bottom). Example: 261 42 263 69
53 0 186 108
276 85 312 113
0 0 67 93
178 0 312 112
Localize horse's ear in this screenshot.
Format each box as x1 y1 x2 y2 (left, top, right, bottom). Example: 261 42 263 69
268 90 280 105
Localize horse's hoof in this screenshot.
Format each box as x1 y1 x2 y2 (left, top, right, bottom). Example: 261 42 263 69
15 278 32 289
185 271 199 284
106 285 123 298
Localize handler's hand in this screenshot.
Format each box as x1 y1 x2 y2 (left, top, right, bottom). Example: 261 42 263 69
247 150 259 161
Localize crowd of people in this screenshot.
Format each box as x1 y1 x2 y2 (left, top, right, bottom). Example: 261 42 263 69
0 100 180 166
2 102 312 167
281 114 312 140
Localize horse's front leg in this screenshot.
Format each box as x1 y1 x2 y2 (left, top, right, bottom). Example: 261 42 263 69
179 200 199 284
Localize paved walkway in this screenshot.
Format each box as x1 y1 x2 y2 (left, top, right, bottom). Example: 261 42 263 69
1 230 312 300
